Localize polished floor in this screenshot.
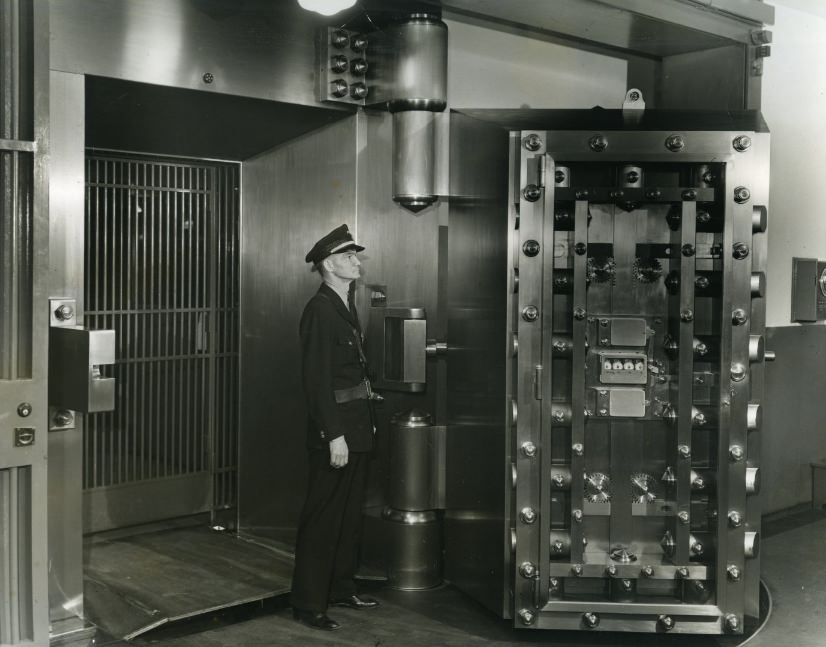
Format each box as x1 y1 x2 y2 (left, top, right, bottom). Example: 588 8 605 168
86 508 826 647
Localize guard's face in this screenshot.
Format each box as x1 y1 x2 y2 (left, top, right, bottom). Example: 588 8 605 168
325 250 361 280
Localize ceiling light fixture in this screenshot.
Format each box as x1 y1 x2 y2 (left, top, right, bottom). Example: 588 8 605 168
297 0 357 16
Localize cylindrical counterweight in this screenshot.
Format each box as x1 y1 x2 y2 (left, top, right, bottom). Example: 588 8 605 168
392 110 437 212
389 14 447 212
387 14 447 113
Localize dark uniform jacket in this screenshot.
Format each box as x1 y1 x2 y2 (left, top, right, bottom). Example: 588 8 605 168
299 283 374 452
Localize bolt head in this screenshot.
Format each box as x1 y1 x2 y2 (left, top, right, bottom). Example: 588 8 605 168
522 239 541 257
202 72 214 84
629 90 641 102
680 309 694 322
519 561 537 578
583 612 600 628
572 564 584 576
549 577 560 590
574 307 587 320
733 242 750 259
677 567 689 578
331 29 349 48
572 443 584 457
522 184 542 202
659 615 675 631
734 186 751 203
642 565 654 577
725 614 740 632
555 170 566 183
678 511 690 524
589 135 608 152
518 608 536 625
733 135 752 152
646 188 662 199
732 309 748 325
330 78 349 98
681 243 695 257
520 507 537 524
731 363 747 382
521 305 539 322
666 134 685 152
727 564 742 581
55 304 74 321
730 445 745 461
521 441 537 458
552 540 565 553
682 189 697 201
17 402 32 417
606 565 618 577
678 445 691 459
728 511 743 527
573 509 583 522
523 134 542 151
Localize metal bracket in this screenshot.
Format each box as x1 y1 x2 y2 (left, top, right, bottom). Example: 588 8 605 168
14 427 36 447
49 406 77 431
622 88 645 123
50 297 77 327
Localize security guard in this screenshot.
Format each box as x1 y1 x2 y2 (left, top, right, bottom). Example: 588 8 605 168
290 224 379 631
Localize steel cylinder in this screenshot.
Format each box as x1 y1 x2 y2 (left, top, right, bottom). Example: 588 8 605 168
387 14 447 113
382 508 442 590
389 409 438 510
392 110 437 212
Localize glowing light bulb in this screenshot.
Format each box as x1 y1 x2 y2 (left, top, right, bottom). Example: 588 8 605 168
297 0 356 16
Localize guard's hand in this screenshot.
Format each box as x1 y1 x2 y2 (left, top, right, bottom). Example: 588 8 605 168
329 436 349 468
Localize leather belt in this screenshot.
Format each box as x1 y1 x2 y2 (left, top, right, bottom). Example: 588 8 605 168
334 381 371 404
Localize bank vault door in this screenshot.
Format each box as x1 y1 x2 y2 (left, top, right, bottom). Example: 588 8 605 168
83 154 239 532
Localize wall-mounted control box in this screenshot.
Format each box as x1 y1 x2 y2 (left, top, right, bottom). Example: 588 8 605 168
791 257 826 322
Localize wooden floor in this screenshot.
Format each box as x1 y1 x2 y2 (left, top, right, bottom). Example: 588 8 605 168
80 509 826 647
84 525 293 640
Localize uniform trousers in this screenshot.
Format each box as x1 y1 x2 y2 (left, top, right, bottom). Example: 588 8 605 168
290 449 369 613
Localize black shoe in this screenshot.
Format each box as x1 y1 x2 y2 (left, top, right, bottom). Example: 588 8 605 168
329 594 380 610
292 608 341 630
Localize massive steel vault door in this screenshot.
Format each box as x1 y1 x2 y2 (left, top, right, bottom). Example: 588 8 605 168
83 154 239 531
508 116 769 634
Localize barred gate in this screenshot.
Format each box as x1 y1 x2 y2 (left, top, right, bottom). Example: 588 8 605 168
83 153 239 531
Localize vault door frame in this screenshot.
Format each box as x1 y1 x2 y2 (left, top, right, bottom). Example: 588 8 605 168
0 0 50 644
82 152 240 534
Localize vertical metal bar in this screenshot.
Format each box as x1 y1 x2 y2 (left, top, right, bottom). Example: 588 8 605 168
568 199 589 565
141 170 148 481
164 164 171 478
676 200 697 565
1 469 12 642
10 150 19 379
207 166 219 513
9 467 20 642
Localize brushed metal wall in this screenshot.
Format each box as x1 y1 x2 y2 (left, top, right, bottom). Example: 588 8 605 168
238 110 443 549
239 115 359 541
764 325 826 513
49 0 333 107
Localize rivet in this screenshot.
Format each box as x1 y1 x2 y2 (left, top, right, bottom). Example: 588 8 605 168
518 608 536 625
330 29 349 49
202 72 214 84
678 511 690 525
729 445 745 461
680 309 694 322
574 242 587 255
572 443 584 457
574 307 587 320
681 243 695 257
727 564 741 581
573 509 583 523
349 82 368 100
330 54 348 73
658 615 675 631
572 564 584 576
522 305 539 322
725 614 740 632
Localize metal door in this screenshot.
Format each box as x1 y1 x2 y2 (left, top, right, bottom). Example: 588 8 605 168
511 121 769 633
82 153 239 532
0 0 49 644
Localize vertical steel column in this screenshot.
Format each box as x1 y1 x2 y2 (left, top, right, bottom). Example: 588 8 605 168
676 200 697 566
513 132 546 624
568 199 588 566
